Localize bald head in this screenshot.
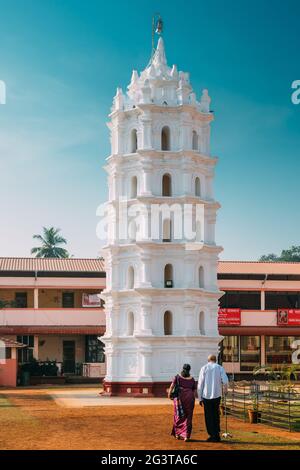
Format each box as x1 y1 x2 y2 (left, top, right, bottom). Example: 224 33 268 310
208 354 217 363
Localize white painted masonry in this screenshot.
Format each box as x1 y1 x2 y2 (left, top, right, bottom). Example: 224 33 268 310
101 37 223 387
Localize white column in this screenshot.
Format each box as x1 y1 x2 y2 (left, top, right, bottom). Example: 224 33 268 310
140 350 152 379
260 335 266 366
184 304 195 335
183 171 191 195
141 160 152 196
140 111 152 150
34 288 39 309
140 256 152 287
115 118 125 154
114 171 123 199
261 290 265 310
206 176 214 200
140 299 152 335
33 335 39 360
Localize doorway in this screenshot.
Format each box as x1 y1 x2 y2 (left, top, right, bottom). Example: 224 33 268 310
63 341 75 374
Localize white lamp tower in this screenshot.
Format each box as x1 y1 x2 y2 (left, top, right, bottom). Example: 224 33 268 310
101 19 222 396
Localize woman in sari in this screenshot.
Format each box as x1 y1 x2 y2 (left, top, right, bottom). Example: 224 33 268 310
168 364 197 442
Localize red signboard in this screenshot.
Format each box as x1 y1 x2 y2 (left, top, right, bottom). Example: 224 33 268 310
218 308 241 326
277 309 300 326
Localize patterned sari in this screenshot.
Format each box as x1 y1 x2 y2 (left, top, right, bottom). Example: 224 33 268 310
171 375 196 439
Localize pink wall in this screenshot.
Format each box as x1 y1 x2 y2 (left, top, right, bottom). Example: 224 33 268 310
0 308 106 327
241 310 277 326
0 276 106 289
0 358 17 387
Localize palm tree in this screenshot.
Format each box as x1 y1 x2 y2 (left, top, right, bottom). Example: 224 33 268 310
31 227 70 258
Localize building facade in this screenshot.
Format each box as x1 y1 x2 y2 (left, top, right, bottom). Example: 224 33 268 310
1 259 300 387
0 258 106 384
101 37 222 396
218 261 300 378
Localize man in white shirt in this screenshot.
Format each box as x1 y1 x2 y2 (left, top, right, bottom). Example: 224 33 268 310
197 354 229 442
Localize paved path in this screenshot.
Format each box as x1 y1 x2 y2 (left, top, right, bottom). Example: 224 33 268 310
50 389 169 407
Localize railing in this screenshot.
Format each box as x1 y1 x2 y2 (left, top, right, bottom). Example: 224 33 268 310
224 382 300 432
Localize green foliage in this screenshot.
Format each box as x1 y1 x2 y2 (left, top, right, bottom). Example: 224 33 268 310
20 358 59 376
0 299 17 309
253 364 299 397
259 245 300 262
31 227 69 259
249 392 259 411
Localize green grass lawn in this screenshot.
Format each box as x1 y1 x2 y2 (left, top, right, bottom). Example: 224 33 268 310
226 429 300 450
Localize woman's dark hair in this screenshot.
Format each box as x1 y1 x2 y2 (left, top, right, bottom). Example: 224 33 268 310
181 363 191 378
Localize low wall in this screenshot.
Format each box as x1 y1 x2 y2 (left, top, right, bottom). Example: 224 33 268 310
0 359 17 387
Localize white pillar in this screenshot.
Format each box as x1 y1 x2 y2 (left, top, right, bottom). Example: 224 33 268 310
33 335 39 360
34 288 39 309
184 303 195 335
140 256 152 287
140 111 152 150
140 350 152 379
261 335 266 366
140 299 152 335
141 160 152 196
261 290 265 310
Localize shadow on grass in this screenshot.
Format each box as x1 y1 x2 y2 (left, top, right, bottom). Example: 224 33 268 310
226 440 300 447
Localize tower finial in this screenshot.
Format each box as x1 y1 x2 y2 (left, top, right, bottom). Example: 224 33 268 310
150 13 163 63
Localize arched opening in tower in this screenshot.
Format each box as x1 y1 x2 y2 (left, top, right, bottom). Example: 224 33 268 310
192 130 198 151
131 129 138 153
195 176 201 197
162 173 172 196
161 126 170 151
162 218 172 242
164 310 173 335
164 263 174 288
199 311 205 335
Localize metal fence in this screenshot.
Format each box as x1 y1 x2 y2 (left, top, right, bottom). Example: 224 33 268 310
224 382 300 432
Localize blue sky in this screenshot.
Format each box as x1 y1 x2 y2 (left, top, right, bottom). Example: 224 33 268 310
0 0 299 260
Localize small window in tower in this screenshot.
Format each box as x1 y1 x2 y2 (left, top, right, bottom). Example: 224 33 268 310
199 311 205 335
164 264 174 288
162 218 172 242
192 131 198 151
127 312 135 336
131 175 138 198
131 129 138 153
195 177 201 197
161 126 170 151
162 173 172 196
199 266 205 289
164 311 173 335
127 266 135 289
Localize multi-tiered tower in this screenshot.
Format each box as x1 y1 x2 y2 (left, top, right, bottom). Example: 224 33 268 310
101 37 222 396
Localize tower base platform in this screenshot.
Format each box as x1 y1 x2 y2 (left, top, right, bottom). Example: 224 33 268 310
103 381 172 398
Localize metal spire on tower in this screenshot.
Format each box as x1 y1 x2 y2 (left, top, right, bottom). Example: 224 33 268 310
149 13 163 65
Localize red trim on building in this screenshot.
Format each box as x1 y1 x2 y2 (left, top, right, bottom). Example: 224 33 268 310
0 326 105 335
219 326 300 336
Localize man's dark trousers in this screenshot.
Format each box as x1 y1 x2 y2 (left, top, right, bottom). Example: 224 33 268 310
202 397 221 439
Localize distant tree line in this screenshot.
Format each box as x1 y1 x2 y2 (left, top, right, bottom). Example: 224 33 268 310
259 246 300 262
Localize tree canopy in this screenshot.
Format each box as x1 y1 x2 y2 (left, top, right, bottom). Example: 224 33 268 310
31 227 70 258
259 245 300 262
